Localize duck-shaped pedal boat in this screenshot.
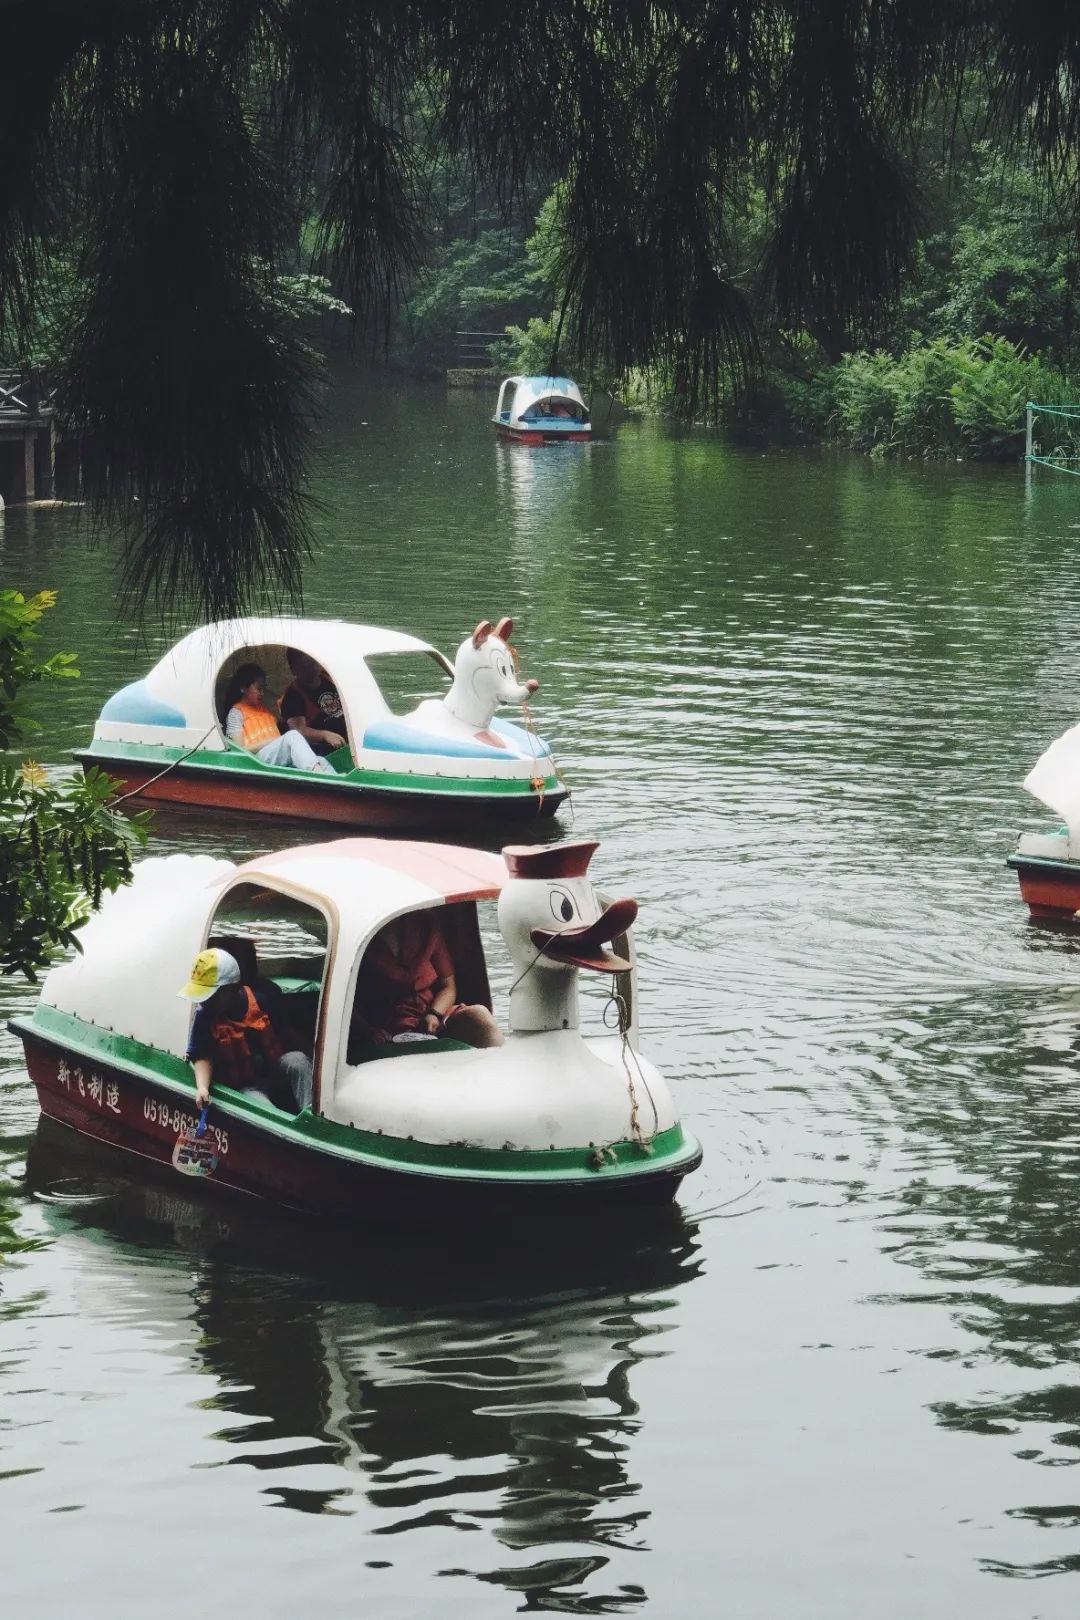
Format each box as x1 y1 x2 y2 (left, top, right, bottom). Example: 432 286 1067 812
1008 720 1080 919
9 839 702 1220
76 615 567 828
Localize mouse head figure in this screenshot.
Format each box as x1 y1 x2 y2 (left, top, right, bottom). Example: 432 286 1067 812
443 617 539 731
498 840 638 1032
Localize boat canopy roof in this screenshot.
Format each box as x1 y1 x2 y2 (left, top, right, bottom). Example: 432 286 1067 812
498 375 587 408
41 842 507 1060
128 617 442 736
231 838 506 959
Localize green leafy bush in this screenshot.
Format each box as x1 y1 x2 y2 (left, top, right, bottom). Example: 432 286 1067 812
0 590 149 980
947 336 1036 456
832 351 903 450
816 335 1064 459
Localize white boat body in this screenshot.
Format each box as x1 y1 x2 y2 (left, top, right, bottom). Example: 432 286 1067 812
37 839 685 1157
1024 720 1080 843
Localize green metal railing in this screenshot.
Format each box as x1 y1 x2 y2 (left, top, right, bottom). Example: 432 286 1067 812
1026 401 1080 476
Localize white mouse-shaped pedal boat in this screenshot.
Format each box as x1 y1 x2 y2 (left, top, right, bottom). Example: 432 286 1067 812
77 615 567 828
10 839 701 1220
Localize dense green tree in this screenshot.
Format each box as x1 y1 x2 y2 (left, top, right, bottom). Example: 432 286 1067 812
4 3 1080 616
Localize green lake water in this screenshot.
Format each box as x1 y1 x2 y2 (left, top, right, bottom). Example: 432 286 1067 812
5 369 1080 1616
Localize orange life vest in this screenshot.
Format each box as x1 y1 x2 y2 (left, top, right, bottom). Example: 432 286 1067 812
232 699 280 751
209 985 284 1087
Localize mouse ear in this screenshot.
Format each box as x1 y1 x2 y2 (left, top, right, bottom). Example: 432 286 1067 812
471 620 494 648
493 616 514 642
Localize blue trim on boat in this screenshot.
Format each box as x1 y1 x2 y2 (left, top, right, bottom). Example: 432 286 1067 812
362 718 519 759
491 717 550 753
100 680 187 727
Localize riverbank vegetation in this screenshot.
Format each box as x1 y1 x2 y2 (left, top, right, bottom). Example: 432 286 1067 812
0 592 147 980
453 136 1080 459
6 7 1080 611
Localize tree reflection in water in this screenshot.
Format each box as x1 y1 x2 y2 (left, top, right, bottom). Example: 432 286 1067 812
27 1118 701 1613
867 989 1080 1579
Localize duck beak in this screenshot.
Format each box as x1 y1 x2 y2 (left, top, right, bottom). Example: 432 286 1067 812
530 897 638 971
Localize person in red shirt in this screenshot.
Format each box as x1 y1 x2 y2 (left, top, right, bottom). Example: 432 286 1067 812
351 911 503 1052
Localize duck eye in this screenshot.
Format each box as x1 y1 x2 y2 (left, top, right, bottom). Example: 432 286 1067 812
550 889 575 923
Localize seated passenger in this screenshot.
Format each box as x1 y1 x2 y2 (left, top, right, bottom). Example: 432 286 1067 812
180 947 313 1113
224 662 334 774
280 648 348 756
206 932 308 1053
350 910 503 1054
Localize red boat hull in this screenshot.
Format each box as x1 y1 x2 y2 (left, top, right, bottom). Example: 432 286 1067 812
496 426 590 445
76 753 564 828
17 1028 690 1223
1007 853 1080 920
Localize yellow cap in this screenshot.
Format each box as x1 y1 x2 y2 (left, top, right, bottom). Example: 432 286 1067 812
178 947 240 1002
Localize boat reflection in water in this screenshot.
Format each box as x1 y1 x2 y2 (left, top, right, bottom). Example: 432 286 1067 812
27 1118 702 1612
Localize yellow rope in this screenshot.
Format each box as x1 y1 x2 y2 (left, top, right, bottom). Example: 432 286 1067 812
509 640 572 818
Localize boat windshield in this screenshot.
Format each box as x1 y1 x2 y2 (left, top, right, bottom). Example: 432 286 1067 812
365 650 451 716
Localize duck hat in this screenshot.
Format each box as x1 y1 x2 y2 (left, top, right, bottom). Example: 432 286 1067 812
179 947 241 1002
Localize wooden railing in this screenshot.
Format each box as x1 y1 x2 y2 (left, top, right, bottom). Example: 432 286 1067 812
454 331 504 367
0 369 54 423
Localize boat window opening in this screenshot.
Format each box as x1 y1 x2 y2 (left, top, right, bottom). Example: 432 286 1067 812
499 382 517 421
520 396 588 422
207 883 329 1108
214 645 350 727
214 644 297 729
364 650 452 717
343 900 493 1065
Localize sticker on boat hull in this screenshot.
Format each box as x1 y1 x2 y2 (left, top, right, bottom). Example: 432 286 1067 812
172 1116 220 1178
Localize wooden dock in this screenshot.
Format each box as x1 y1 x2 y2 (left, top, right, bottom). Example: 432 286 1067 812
0 369 56 504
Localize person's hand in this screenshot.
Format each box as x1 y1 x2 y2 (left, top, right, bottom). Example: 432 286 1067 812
196 1078 210 1108
422 1010 441 1034
321 730 342 749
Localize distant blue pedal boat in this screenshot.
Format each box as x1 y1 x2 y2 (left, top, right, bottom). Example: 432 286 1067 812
492 375 592 444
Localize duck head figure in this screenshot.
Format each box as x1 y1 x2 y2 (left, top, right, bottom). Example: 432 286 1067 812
443 617 539 734
498 840 638 1033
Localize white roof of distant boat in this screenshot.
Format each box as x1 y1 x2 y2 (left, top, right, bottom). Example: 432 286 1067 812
498 375 588 406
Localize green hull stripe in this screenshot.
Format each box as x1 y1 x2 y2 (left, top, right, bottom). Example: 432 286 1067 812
16 1006 700 1184
1005 853 1078 875
81 740 563 799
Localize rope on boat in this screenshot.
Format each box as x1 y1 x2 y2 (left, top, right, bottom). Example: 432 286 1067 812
603 983 660 1151
508 639 572 821
106 724 218 808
